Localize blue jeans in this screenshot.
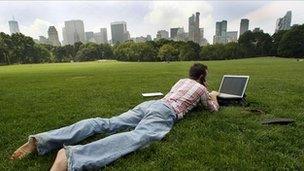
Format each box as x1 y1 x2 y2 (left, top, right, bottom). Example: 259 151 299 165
29 100 176 170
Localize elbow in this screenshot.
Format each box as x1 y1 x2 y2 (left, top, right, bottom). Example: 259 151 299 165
210 104 220 112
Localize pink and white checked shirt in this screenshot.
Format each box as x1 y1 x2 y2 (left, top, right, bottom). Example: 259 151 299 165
162 78 219 119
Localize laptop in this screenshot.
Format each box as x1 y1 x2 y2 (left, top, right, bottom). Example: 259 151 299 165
217 75 249 99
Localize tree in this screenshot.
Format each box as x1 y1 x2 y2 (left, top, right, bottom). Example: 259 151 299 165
32 44 51 63
113 41 156 61
0 32 13 64
10 33 41 63
186 41 201 60
271 30 287 56
200 44 226 60
253 32 273 56
238 31 257 57
179 44 196 61
100 44 114 59
158 44 179 61
222 42 239 59
278 24 304 58
75 43 101 61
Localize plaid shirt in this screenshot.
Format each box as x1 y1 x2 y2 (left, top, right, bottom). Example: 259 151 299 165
162 78 219 119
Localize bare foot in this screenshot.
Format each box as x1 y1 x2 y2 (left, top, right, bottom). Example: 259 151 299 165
10 137 37 160
50 148 68 171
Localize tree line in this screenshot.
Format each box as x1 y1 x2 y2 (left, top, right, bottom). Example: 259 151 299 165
0 24 303 65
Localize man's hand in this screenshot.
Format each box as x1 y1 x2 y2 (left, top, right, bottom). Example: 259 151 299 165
209 91 219 101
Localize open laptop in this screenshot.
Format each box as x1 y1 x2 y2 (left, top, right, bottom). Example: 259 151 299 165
217 75 249 99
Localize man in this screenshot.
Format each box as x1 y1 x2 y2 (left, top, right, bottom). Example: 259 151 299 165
11 63 219 171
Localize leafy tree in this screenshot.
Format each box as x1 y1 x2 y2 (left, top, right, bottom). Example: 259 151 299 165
158 44 179 61
113 41 156 61
238 31 257 57
186 41 200 60
253 32 273 56
222 42 239 59
75 43 101 61
100 44 114 59
32 44 51 63
271 30 287 56
179 44 196 61
278 24 304 58
0 32 13 64
200 44 226 60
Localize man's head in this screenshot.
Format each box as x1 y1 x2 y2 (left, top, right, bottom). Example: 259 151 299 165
189 63 208 86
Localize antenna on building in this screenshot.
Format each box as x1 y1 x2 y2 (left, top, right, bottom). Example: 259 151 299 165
12 15 16 21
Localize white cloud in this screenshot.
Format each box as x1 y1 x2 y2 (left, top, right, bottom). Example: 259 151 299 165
20 18 51 39
143 1 214 42
242 1 304 35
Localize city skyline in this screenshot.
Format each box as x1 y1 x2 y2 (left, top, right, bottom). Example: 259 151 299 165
0 1 304 44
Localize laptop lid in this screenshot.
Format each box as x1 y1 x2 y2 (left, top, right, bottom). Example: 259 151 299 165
218 75 249 98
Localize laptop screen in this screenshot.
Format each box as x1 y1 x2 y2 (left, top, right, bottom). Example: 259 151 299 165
220 76 248 96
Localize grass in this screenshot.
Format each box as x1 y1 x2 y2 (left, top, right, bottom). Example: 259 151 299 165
1 57 304 170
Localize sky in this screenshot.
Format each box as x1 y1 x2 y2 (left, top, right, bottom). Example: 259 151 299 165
0 1 303 44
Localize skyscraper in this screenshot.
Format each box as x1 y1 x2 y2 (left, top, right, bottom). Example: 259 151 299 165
176 28 188 42
39 36 49 44
85 31 94 42
8 20 20 35
253 27 263 33
156 30 169 39
170 28 180 39
111 21 130 44
48 26 61 46
188 12 200 44
213 20 227 44
275 11 292 33
226 31 238 43
62 20 85 45
100 28 108 44
239 19 249 36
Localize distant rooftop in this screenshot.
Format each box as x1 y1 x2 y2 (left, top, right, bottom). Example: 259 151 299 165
111 21 127 25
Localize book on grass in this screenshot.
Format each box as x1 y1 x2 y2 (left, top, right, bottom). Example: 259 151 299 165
142 92 163 97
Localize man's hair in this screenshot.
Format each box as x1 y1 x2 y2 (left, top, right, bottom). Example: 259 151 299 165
189 63 208 81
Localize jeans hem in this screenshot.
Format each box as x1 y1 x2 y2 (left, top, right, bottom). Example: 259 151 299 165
64 145 74 171
28 135 47 155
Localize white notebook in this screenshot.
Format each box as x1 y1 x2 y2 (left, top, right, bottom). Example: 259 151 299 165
142 92 164 97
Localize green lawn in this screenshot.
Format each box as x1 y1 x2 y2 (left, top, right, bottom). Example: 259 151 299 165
1 57 304 170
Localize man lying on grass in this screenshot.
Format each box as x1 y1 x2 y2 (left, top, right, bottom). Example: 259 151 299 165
11 63 220 171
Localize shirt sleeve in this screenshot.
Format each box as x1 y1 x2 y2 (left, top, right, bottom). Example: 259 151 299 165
200 89 220 112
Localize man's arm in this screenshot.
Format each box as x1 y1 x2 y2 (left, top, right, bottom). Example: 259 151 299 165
200 90 220 112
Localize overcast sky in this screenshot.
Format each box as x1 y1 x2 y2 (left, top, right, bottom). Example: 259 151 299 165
0 1 303 43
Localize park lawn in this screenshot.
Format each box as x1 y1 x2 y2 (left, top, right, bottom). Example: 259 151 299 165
0 57 304 170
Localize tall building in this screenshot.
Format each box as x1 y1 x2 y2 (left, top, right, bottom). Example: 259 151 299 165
62 20 85 45
48 26 61 46
156 30 169 39
199 28 207 46
131 35 151 43
39 36 49 44
226 31 238 43
85 31 94 42
8 20 20 35
239 19 249 36
170 28 180 39
176 28 188 42
275 11 292 33
188 12 201 44
100 28 108 44
146 35 152 41
213 20 227 44
111 21 130 44
253 27 263 33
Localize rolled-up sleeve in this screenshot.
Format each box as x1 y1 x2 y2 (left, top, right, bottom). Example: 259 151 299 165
200 90 220 112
